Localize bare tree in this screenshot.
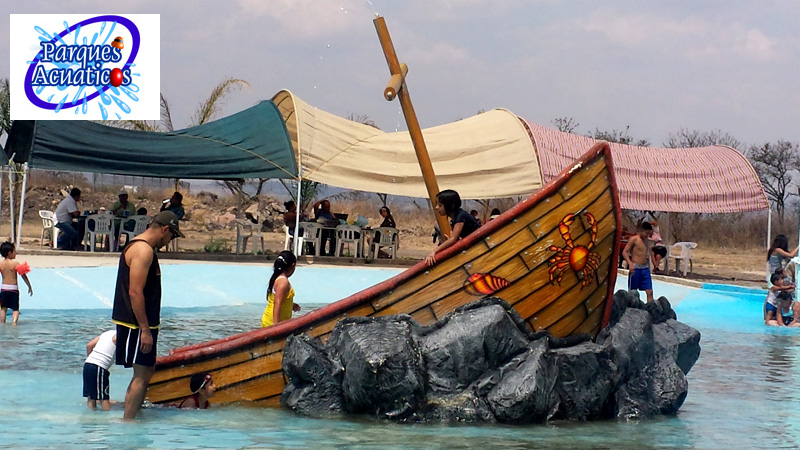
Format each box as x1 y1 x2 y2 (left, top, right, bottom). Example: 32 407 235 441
665 128 741 151
588 126 650 147
552 117 579 133
748 140 800 220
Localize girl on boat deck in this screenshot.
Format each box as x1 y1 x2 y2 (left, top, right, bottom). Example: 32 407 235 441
261 251 301 327
425 189 481 266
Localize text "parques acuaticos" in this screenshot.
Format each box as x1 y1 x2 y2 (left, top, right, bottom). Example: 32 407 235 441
31 42 131 87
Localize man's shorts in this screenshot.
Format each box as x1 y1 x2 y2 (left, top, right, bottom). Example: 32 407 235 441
0 290 20 311
116 325 159 368
628 266 653 291
82 362 110 400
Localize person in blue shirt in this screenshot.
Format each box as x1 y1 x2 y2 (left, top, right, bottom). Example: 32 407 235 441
160 192 185 220
425 189 480 266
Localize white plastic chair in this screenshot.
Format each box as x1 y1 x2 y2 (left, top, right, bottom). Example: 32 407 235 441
299 222 322 256
370 227 399 259
234 220 252 254
666 242 697 277
118 215 151 249
83 214 115 252
39 210 58 249
335 224 363 258
284 225 304 252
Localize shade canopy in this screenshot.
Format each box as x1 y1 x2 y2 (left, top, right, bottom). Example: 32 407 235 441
272 90 543 200
523 120 768 213
4 100 297 180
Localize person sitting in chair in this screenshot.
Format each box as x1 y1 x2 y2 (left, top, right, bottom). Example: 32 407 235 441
160 192 185 220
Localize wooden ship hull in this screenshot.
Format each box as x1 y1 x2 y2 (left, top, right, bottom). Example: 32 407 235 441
148 142 622 406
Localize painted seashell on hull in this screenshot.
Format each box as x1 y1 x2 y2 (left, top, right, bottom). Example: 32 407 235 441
464 273 510 296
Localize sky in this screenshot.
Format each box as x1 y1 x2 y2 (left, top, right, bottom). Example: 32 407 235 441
2 0 799 149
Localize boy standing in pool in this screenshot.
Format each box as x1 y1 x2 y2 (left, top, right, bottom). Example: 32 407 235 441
623 222 654 303
83 329 117 410
0 242 33 325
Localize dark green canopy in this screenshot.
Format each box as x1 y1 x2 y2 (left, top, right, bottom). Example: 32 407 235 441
4 100 297 180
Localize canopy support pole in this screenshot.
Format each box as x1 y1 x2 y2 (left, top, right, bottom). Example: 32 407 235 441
293 175 302 256
8 165 15 244
15 164 28 248
374 15 451 238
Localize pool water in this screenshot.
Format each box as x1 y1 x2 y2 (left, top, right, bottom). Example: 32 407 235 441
1 266 799 449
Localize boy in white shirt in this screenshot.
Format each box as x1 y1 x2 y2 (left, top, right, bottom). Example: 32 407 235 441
83 330 117 410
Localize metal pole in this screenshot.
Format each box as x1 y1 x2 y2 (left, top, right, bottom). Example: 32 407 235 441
293 176 302 255
8 165 15 243
374 15 451 238
15 164 28 248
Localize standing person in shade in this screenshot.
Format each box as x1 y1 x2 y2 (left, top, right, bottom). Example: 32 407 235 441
112 211 184 420
313 199 336 255
768 234 798 283
425 189 481 266
83 329 116 411
261 251 301 327
160 192 185 220
623 221 655 303
54 188 82 250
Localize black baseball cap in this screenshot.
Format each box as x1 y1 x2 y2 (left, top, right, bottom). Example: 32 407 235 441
151 211 185 238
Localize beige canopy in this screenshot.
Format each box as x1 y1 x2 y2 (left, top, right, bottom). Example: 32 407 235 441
271 90 543 199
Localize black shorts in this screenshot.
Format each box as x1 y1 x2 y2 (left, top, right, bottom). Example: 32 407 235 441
116 325 159 368
652 246 667 258
82 362 110 400
0 290 20 311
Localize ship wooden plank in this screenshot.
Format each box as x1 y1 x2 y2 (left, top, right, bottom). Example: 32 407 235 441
371 243 488 310
546 304 588 338
572 305 606 336
374 269 469 317
216 372 285 403
150 340 286 385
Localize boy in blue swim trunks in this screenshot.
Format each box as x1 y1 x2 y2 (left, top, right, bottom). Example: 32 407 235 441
623 222 654 303
766 290 800 327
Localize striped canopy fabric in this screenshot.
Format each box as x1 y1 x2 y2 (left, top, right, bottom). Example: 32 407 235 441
523 120 768 213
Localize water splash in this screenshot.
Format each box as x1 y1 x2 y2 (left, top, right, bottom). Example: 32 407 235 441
98 102 108 120
111 95 131 114
54 93 68 113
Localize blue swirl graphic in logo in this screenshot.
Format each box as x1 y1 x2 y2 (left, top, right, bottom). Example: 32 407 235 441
23 15 141 119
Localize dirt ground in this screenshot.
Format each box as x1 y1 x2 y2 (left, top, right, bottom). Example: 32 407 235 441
9 219 768 288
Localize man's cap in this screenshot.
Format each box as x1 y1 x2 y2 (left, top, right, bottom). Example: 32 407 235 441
151 211 185 238
119 189 128 196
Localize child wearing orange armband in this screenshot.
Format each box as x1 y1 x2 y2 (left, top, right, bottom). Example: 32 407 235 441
0 242 33 325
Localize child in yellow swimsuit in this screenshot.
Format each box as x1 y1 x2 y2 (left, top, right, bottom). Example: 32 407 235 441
261 251 301 327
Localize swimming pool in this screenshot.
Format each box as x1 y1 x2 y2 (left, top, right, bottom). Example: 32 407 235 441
1 264 797 448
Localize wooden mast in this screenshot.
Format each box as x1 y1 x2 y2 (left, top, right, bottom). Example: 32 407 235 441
373 15 451 237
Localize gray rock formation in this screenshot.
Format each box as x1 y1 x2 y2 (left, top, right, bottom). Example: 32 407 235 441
281 290 701 423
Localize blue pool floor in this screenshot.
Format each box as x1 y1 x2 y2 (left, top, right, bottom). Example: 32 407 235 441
1 264 799 448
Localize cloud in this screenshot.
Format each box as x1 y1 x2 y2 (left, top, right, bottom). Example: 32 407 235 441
235 0 373 39
576 11 783 62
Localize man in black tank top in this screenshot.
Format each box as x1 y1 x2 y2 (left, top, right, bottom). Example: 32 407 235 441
112 211 183 420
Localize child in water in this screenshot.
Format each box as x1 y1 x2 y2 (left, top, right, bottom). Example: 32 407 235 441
425 190 481 266
0 242 33 325
83 329 117 410
175 372 217 409
261 251 301 327
765 272 796 325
